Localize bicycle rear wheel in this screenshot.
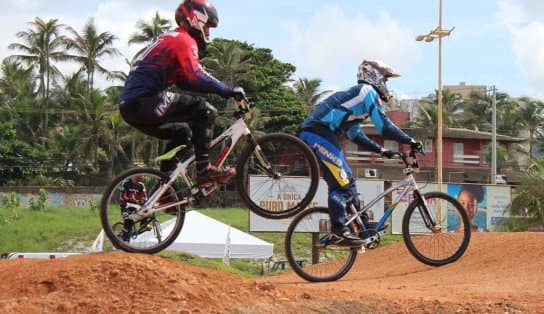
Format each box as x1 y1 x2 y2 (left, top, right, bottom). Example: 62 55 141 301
100 168 186 254
402 191 471 266
285 206 358 282
236 133 319 219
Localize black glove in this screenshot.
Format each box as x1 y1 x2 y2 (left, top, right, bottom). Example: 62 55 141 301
381 149 395 159
410 140 425 154
232 86 247 102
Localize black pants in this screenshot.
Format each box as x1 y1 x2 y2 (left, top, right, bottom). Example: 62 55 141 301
119 91 218 164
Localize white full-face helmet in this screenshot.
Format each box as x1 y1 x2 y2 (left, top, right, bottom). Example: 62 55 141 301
357 59 400 102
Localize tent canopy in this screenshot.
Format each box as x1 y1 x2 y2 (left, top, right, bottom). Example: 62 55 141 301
134 211 273 259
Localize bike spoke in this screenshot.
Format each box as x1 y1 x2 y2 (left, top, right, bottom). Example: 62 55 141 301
403 192 471 266
285 207 357 282
100 169 186 254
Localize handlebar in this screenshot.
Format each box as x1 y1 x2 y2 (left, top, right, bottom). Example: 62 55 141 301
232 97 250 119
388 150 421 170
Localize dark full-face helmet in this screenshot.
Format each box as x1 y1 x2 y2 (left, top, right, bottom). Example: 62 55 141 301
357 59 400 102
175 0 218 49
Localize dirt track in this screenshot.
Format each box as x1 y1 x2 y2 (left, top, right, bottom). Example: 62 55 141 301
0 232 543 313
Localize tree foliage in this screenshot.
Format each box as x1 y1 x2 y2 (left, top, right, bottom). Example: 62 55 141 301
2 15 544 187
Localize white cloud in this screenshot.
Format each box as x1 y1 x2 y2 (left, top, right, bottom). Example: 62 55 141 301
519 0 544 17
1 1 179 88
510 22 544 97
279 5 420 89
498 0 544 98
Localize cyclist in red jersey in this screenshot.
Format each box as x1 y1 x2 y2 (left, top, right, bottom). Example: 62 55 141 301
119 0 245 185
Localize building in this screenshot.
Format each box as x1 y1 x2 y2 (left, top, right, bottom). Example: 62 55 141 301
343 111 526 184
444 82 487 100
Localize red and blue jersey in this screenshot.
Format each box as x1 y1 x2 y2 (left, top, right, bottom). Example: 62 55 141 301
119 27 233 102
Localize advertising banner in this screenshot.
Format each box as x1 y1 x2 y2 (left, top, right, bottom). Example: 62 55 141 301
391 183 442 234
249 177 384 232
392 183 512 234
486 185 511 231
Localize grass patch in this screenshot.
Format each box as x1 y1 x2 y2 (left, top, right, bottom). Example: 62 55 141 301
159 251 265 278
0 206 102 252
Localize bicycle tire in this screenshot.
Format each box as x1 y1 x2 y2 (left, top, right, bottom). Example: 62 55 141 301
285 206 358 282
235 133 319 219
402 191 471 266
100 168 185 254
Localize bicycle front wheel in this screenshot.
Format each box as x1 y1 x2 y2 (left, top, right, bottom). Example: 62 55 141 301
402 191 471 266
100 168 186 254
236 133 319 219
285 206 358 282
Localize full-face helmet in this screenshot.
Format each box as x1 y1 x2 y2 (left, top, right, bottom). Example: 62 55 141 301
357 59 400 102
175 0 218 49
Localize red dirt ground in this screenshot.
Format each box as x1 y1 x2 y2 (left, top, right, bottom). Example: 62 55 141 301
0 232 543 313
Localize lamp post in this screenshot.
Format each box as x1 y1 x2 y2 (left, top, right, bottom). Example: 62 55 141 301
416 0 454 193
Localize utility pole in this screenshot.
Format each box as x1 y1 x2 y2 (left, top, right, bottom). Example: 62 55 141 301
415 0 454 193
491 85 497 184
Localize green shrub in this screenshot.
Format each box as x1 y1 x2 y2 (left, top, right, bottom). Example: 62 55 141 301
1 192 21 223
29 188 47 212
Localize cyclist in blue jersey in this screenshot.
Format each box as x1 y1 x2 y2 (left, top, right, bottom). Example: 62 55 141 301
300 59 424 247
119 0 245 185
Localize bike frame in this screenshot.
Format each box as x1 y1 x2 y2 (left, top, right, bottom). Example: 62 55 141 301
131 110 262 219
344 154 438 235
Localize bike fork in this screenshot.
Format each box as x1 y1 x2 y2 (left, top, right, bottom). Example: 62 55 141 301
414 191 441 232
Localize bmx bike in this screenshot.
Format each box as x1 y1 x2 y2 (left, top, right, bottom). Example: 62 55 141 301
100 98 320 254
284 150 471 282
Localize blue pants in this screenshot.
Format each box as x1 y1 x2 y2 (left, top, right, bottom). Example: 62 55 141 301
300 131 361 234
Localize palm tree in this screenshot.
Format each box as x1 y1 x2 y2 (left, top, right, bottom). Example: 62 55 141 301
76 89 114 171
0 59 40 139
65 18 120 92
49 71 88 123
461 90 521 136
510 159 544 224
411 89 463 133
104 113 131 178
0 60 34 104
517 97 544 159
292 77 331 112
203 40 252 87
49 124 84 176
129 11 171 59
8 17 68 134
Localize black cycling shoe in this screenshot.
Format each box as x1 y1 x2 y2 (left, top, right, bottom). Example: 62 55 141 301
366 222 389 232
328 231 365 247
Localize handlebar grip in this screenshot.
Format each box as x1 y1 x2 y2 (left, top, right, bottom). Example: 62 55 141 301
237 98 250 111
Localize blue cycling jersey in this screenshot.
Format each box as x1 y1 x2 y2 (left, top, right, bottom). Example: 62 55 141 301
301 83 412 153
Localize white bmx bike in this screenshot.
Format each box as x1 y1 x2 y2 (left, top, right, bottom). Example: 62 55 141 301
100 98 320 253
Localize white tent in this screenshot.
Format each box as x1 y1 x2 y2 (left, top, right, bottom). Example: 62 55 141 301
132 211 273 259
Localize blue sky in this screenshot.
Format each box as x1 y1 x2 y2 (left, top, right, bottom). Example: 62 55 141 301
2 0 544 100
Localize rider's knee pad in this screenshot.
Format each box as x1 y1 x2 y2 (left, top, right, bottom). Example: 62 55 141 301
329 186 352 210
196 101 218 125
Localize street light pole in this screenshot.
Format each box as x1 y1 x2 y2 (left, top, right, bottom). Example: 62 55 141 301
416 0 454 193
437 0 443 192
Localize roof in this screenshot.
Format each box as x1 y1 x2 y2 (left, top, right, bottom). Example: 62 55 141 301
362 125 527 142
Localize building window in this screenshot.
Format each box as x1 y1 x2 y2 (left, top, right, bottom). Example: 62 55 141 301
424 139 433 153
453 143 464 163
384 140 398 163
384 140 399 152
345 141 358 154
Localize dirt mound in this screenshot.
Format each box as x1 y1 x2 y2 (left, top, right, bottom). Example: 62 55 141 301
1 233 543 313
